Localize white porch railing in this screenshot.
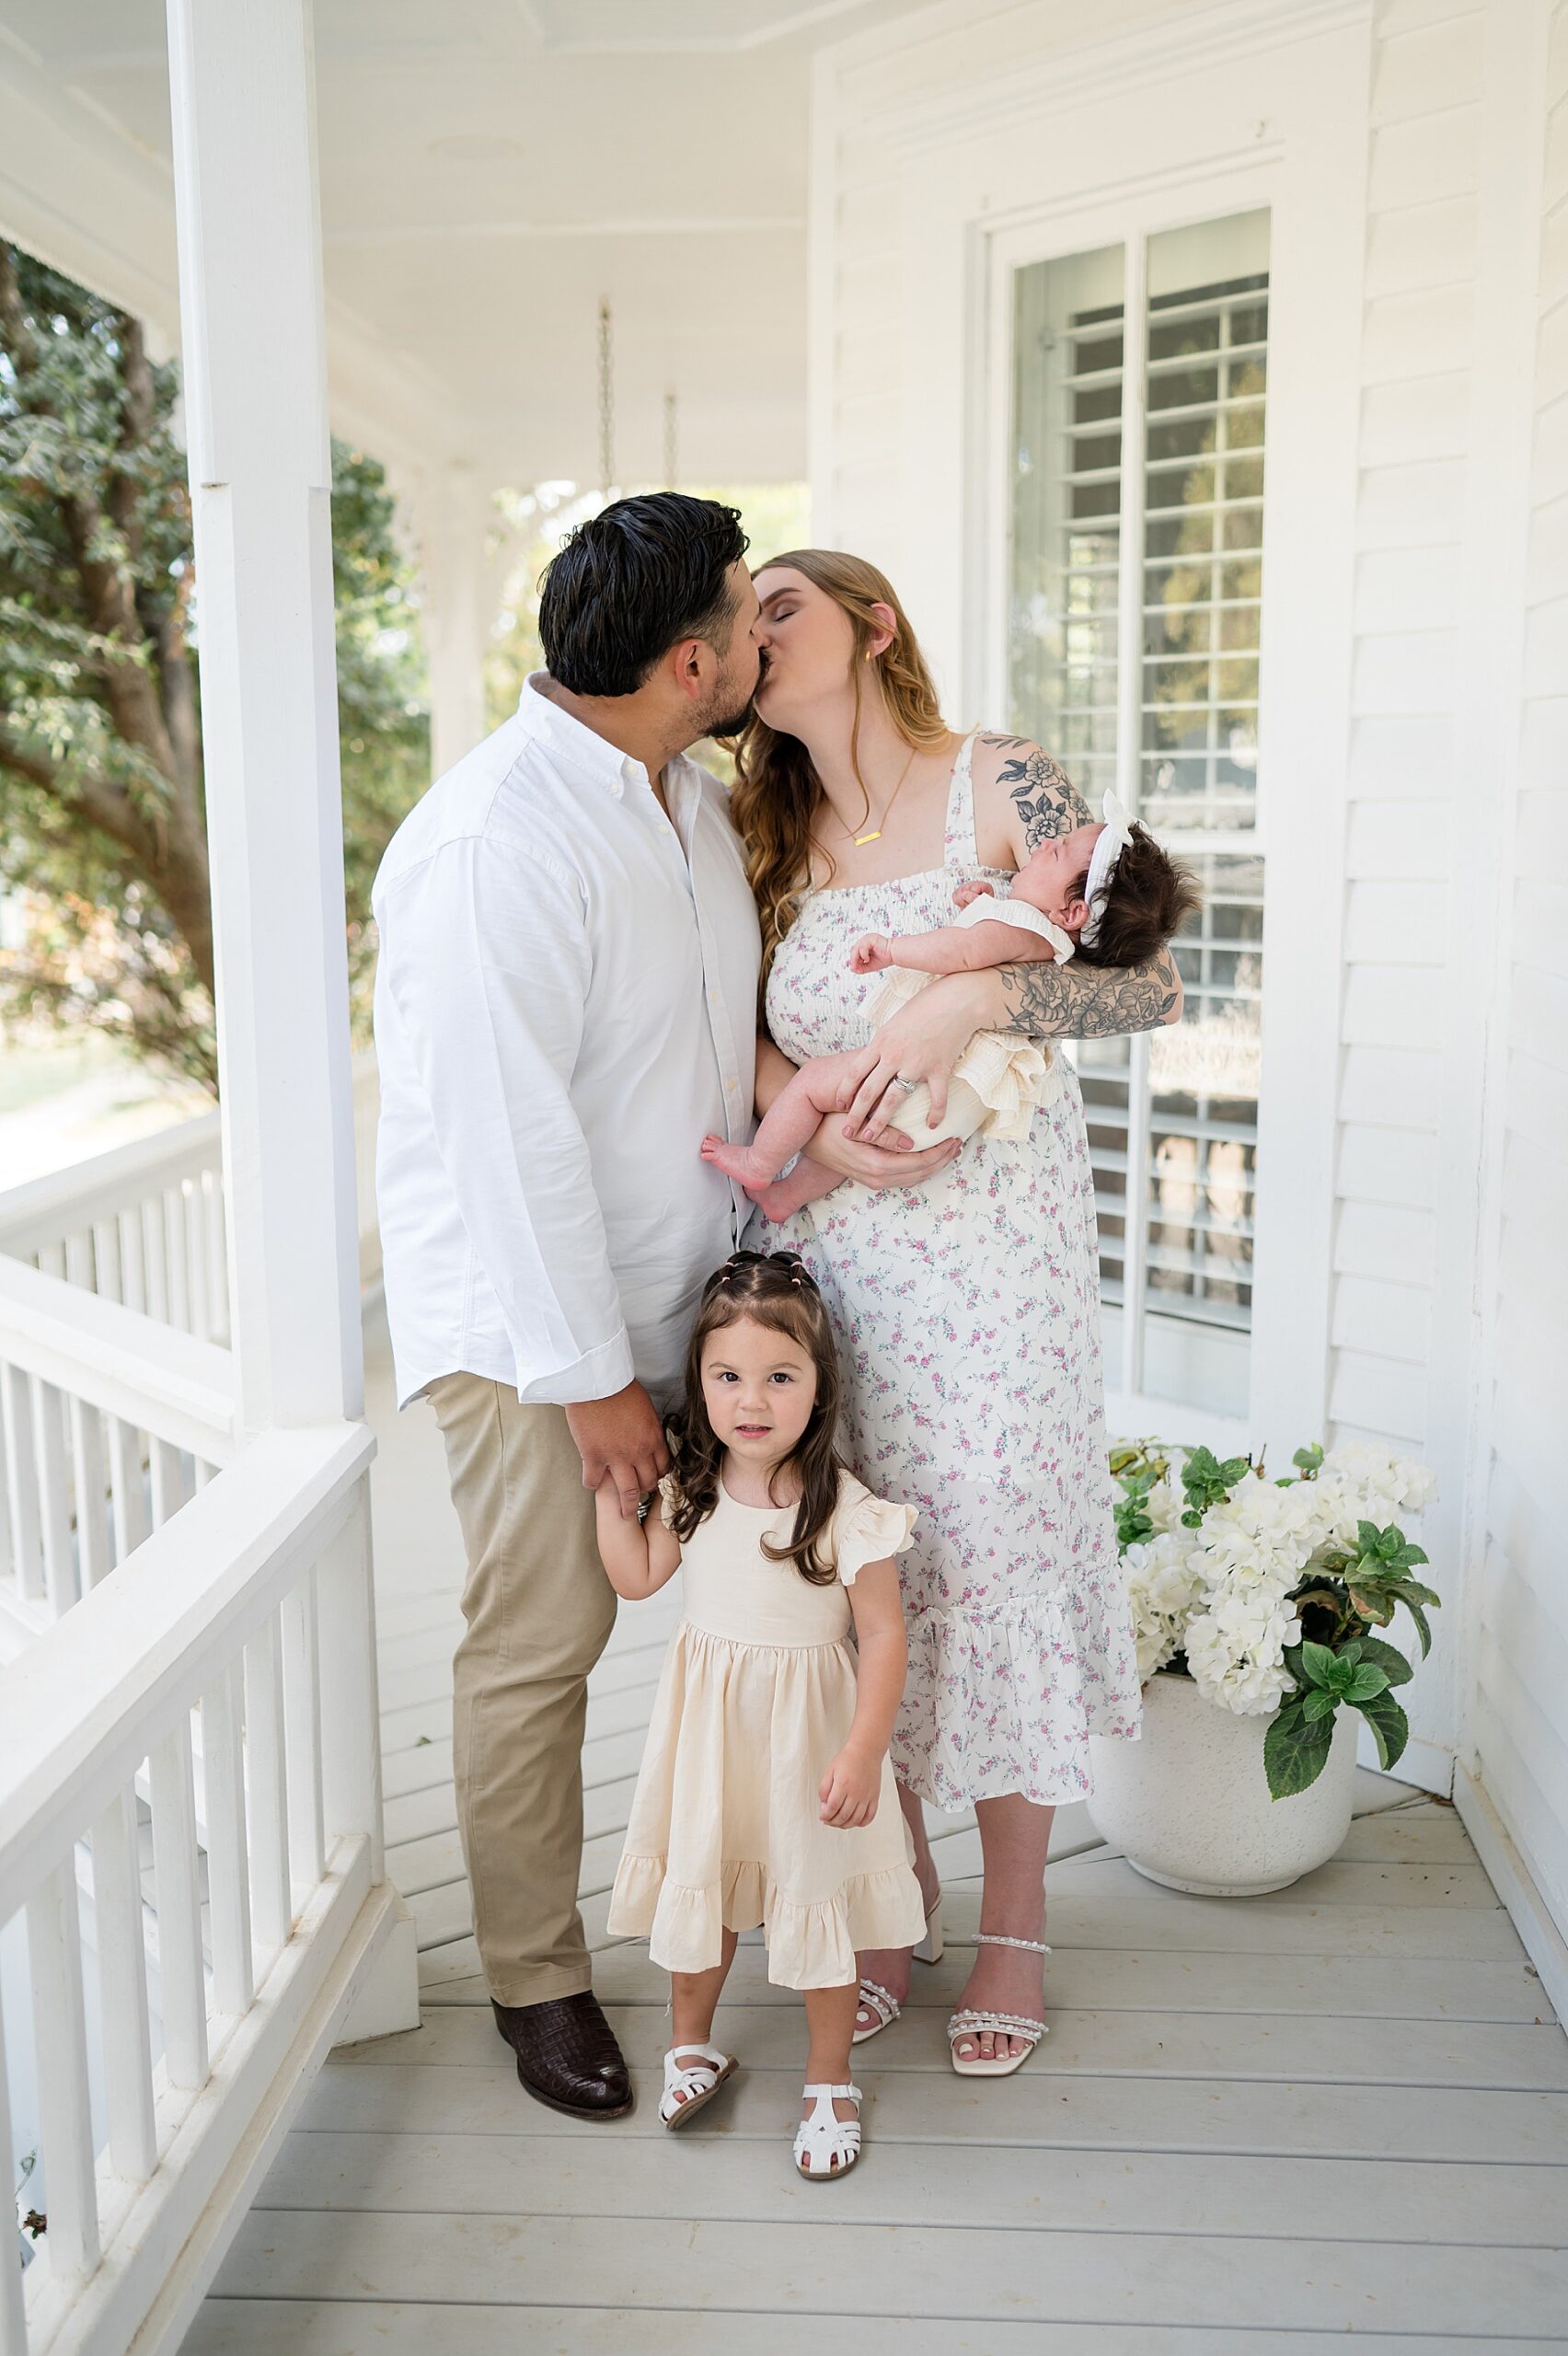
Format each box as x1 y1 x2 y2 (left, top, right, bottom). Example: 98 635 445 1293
0 1419 397 2356
0 1055 380 1659
0 1051 381 1339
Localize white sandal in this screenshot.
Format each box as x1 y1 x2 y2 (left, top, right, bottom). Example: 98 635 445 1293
852 1888 943 2045
947 1932 1050 2080
793 2081 863 2178
659 2042 735 2129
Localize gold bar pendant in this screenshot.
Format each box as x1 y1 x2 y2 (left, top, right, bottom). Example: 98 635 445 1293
854 829 882 846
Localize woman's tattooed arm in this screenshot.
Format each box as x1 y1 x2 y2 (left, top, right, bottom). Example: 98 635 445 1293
991 946 1182 1039
977 732 1094 847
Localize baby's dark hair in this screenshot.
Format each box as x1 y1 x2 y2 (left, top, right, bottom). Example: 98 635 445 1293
663 1250 847 1586
1073 824 1202 967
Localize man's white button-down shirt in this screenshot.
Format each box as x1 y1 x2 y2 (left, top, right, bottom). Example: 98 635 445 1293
372 676 761 1410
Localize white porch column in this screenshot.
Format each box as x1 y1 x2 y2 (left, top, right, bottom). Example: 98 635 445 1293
166 0 362 1433
421 459 493 777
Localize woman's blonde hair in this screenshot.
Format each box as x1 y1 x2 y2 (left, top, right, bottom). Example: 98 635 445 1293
728 549 950 983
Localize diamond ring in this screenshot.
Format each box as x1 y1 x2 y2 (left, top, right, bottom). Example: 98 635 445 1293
891 1076 918 1093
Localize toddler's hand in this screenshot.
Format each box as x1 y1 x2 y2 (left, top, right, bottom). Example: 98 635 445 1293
952 879 995 909
848 933 893 974
819 1744 882 1829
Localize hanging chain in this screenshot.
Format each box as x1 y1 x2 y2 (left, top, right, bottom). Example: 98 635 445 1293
596 296 615 497
663 387 677 490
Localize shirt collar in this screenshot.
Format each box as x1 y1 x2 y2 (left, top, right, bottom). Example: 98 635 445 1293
519 671 698 808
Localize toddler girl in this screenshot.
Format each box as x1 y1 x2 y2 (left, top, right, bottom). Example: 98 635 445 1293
599 1249 928 2179
703 793 1200 1221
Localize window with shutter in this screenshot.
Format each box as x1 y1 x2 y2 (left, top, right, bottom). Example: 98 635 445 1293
1009 209 1269 1420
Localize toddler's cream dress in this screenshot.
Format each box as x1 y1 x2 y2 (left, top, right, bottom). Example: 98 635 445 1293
606 1468 928 1989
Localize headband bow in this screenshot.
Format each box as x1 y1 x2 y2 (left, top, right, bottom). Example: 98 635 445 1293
1078 791 1136 949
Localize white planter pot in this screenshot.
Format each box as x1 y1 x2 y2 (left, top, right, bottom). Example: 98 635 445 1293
1087 1668 1359 1897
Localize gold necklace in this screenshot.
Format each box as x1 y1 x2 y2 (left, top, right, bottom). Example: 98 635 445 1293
840 745 917 848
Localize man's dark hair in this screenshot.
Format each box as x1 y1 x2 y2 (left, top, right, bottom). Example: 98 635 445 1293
538 492 749 697
1073 825 1202 968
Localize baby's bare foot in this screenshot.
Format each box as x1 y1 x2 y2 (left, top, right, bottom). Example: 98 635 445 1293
700 1133 772 1189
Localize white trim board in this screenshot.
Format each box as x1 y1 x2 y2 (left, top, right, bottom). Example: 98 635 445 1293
1454 1760 1568 2039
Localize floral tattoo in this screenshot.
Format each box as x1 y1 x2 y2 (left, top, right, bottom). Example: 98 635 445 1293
994 948 1182 1041
978 733 1094 847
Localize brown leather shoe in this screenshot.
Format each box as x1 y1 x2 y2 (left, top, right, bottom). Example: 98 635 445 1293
492 1992 632 2120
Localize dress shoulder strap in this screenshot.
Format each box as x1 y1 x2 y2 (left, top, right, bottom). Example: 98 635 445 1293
942 728 981 869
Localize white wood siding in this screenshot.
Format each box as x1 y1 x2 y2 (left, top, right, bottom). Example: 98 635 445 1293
812 0 1565 1958
1470 0 1568 1941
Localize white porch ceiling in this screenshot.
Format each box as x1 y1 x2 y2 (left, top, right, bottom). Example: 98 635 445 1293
0 0 927 491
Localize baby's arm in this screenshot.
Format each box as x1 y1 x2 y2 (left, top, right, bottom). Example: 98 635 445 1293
594 1479 682 1601
849 918 1059 978
819 1557 907 1828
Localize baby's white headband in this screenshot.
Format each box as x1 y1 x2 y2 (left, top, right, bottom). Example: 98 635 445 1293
1078 791 1136 949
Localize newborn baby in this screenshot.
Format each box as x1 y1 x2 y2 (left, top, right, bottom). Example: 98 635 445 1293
704 795 1199 1223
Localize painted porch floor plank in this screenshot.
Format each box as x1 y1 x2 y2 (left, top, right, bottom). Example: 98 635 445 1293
380 1721 650 1806
1044 1852 1500 1911
297 2056 1568 2163
391 1940 1551 2026
180 2300 1560 2356
1336 1808 1477 1863
252 2126 1568 2246
334 1995 1568 2090
207 2210 1568 2336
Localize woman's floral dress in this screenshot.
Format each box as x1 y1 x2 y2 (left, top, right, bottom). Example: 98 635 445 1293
754 731 1141 1810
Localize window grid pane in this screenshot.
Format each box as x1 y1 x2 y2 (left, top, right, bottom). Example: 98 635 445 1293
1008 212 1270 1420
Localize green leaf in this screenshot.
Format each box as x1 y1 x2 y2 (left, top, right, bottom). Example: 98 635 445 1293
1264 1700 1336 1799
1292 1443 1325 1476
1354 1688 1410 1773
1302 1689 1339 1722
1297 1641 1339 1690
1355 1634 1413 1688
1342 1662 1391 1703
1347 1582 1396 1628
1356 1519 1383 1553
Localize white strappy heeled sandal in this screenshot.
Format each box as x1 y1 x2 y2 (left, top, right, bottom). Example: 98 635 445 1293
793 2081 863 2178
852 1887 943 2045
947 1931 1051 2079
659 2042 736 2129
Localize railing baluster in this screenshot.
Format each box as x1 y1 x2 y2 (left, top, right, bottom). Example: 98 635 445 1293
149 1437 186 1530
243 1610 292 1965
188 1180 210 1345
1 1360 41 1598
150 1716 209 2090
282 1571 326 1900
120 1203 147 1314
205 1167 230 1345
70 1395 112 1591
317 1484 384 1880
0 1981 27 2356
109 1417 151 1565
202 1663 254 2017
27 1858 101 2279
35 1377 78 1618
166 1185 191 1334
92 1785 157 2183
141 1196 169 1324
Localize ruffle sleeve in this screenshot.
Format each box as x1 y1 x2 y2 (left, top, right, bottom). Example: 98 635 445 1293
953 891 1076 964
833 1476 917 1587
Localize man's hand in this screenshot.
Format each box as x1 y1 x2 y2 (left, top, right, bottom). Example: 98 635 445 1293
847 931 894 974
566 1380 668 1519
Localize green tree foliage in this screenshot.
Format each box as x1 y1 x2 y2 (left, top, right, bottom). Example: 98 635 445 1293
0 241 427 1091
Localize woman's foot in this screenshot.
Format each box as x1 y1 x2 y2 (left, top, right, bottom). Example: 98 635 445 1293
951 1926 1046 2063
854 1855 940 2038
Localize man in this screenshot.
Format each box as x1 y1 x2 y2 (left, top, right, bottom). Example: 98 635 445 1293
371 494 767 2117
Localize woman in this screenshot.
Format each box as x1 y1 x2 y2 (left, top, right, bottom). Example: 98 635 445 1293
731 551 1182 2073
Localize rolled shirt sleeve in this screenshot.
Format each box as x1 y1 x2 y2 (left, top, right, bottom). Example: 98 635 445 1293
382 836 635 1405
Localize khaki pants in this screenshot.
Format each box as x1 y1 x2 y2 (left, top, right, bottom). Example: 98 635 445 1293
428 1374 618 2007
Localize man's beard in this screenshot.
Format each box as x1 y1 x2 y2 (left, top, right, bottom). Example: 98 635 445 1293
697 681 758 742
